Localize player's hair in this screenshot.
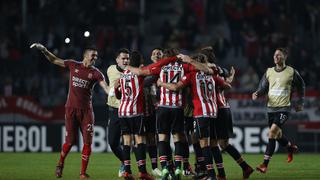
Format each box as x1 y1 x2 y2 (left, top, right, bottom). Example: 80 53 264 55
200 46 216 63
130 51 143 68
163 48 179 58
116 48 130 58
152 47 164 52
276 47 289 58
190 53 207 63
83 45 98 55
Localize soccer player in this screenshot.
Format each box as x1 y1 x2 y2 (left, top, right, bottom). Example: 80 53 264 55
114 51 154 180
157 53 232 180
106 48 130 177
201 47 254 179
144 47 164 177
125 49 187 179
252 47 305 173
30 43 110 179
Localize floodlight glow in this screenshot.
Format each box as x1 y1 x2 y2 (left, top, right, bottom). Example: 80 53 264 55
84 31 90 37
65 38 70 44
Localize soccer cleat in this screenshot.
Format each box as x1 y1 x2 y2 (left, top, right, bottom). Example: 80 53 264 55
138 172 155 180
119 163 126 177
194 164 207 179
55 165 64 178
174 168 182 180
287 144 298 163
161 168 169 180
242 166 254 179
151 168 162 177
79 173 90 179
123 172 135 180
183 165 195 176
256 164 268 174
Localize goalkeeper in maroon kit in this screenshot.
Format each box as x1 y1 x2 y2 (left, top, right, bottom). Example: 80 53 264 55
30 43 110 179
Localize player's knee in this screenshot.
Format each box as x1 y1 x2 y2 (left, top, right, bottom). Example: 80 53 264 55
134 135 145 145
218 139 229 150
276 130 283 139
123 135 131 145
269 129 279 138
158 133 169 142
199 139 209 148
172 133 185 143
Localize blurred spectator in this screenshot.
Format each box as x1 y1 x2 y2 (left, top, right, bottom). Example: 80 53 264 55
239 67 259 92
0 0 319 106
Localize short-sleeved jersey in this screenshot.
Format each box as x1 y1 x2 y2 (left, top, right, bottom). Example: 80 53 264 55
215 75 230 108
106 65 122 108
118 69 144 117
153 62 194 108
64 60 104 109
181 71 217 118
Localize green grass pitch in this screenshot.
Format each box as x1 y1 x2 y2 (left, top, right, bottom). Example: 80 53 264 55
0 153 319 180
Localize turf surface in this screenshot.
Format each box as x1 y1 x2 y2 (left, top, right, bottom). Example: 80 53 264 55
0 153 319 180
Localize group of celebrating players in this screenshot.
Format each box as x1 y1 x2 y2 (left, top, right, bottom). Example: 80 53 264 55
30 42 304 180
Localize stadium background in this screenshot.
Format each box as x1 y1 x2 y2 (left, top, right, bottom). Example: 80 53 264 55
0 0 320 179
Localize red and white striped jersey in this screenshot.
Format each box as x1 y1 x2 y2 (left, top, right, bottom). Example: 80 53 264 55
118 70 144 117
182 71 217 118
155 62 193 108
215 75 230 108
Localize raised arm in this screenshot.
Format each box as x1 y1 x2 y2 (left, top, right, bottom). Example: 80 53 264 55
157 79 185 92
215 75 232 90
30 43 65 67
225 66 235 84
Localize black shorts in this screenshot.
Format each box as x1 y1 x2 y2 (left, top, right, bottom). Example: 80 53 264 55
214 108 234 139
184 116 194 135
268 112 289 128
120 115 145 135
145 114 156 134
156 107 184 134
194 117 215 139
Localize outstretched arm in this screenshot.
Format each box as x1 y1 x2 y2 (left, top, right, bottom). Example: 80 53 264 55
127 56 178 76
99 80 110 95
178 54 215 74
30 43 65 67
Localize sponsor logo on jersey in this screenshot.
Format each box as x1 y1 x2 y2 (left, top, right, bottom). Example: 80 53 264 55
72 76 89 88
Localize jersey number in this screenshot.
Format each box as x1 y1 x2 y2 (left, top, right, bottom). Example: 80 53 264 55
124 79 132 96
200 80 213 101
164 72 181 83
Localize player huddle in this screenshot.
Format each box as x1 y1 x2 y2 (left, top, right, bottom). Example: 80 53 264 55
105 47 253 180
30 43 305 180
